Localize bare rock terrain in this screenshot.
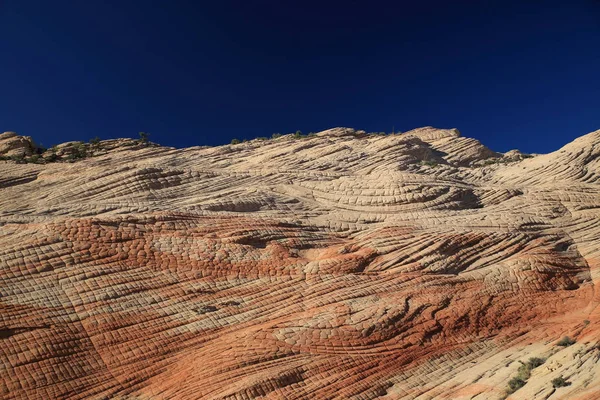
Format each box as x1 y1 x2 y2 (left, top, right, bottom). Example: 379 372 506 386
1 127 599 399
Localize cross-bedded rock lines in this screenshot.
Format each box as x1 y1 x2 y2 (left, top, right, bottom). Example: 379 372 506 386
1 127 599 399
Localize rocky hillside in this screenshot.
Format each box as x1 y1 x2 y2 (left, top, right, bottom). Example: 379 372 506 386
1 127 599 399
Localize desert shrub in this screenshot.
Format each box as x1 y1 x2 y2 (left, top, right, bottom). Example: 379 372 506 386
230 138 240 145
516 357 545 381
28 154 41 164
63 143 88 162
420 160 439 168
45 152 58 162
196 305 217 314
89 136 102 152
73 143 88 159
551 376 570 388
45 146 59 162
0 153 44 164
35 143 47 154
138 131 149 145
10 154 26 164
505 357 545 395
516 364 531 381
87 137 101 156
271 133 282 139
557 336 575 347
256 137 268 141
527 357 545 369
507 377 526 393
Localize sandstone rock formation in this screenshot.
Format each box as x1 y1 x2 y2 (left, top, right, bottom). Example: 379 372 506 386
0 131 36 157
1 127 599 399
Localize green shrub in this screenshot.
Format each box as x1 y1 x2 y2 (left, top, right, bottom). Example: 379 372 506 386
271 133 282 139
506 357 545 395
527 357 545 369
516 364 531 381
551 376 570 388
44 146 59 162
507 377 526 393
420 160 439 168
10 154 26 164
45 152 58 162
28 154 41 164
256 137 267 141
74 143 88 159
230 138 241 145
293 131 303 139
557 336 575 347
138 131 149 145
516 357 545 381
89 137 101 153
61 143 89 162
0 153 49 164
35 143 47 154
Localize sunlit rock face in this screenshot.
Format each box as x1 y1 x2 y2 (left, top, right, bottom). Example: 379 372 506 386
0 131 36 157
1 127 599 400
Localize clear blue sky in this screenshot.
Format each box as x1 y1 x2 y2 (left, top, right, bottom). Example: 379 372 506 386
1 0 599 153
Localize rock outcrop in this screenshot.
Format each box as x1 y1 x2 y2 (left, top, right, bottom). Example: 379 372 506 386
1 128 599 399
0 131 36 157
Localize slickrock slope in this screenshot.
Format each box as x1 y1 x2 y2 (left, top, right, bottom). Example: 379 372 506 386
1 127 599 399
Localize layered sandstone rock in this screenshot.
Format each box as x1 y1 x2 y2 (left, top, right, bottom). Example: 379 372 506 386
0 128 599 399
0 131 36 157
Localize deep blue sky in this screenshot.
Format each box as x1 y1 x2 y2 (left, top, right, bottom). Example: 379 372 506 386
1 1 599 153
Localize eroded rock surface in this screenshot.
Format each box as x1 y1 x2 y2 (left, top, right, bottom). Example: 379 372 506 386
1 128 599 399
0 132 36 157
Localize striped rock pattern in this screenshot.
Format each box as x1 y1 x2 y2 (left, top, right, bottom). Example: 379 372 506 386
1 127 599 399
